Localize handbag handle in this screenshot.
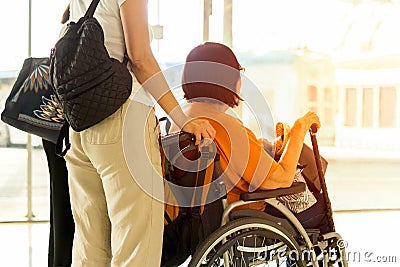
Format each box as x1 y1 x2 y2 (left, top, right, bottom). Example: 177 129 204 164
84 0 101 19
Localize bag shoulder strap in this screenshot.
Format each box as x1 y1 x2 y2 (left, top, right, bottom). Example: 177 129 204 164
55 121 71 157
84 0 101 18
82 0 129 64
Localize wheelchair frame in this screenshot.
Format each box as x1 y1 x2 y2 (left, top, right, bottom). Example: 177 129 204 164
159 129 348 267
186 127 348 267
189 189 348 266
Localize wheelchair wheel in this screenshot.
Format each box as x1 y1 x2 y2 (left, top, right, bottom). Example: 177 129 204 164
189 217 306 267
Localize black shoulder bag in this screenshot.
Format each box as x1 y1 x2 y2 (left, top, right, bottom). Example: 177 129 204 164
49 0 132 155
1 57 65 145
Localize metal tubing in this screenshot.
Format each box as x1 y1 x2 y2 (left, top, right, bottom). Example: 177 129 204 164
26 0 34 222
309 128 335 232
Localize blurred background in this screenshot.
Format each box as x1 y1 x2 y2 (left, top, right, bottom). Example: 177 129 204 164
0 0 399 266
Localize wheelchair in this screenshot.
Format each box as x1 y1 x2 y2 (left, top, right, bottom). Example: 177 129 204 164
159 129 348 267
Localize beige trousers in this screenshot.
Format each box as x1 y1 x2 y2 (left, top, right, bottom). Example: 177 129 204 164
65 99 164 267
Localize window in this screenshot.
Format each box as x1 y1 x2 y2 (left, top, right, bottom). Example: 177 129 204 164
307 85 318 112
344 88 357 127
149 0 203 63
324 87 335 126
362 88 374 127
341 85 399 129
0 0 73 222
308 85 318 102
379 87 397 128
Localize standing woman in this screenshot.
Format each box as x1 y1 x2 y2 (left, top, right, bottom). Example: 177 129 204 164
66 1 215 267
43 4 74 267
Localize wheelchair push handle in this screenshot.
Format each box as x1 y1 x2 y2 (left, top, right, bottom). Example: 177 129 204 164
308 124 336 232
309 123 319 135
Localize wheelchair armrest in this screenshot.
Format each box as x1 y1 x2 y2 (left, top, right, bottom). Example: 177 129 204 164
239 182 306 201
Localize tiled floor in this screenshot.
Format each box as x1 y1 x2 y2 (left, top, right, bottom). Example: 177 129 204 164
0 210 399 267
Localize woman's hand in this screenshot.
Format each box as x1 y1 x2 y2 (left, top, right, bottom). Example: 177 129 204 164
266 111 320 189
181 118 216 146
294 111 321 133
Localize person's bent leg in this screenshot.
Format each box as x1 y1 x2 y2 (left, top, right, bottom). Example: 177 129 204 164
294 192 330 234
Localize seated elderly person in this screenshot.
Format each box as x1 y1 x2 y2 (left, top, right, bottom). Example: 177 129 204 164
170 42 329 233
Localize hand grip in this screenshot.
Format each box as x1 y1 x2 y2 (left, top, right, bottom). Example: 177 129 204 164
310 123 319 134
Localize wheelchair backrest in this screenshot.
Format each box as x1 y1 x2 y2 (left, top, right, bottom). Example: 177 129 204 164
159 132 226 266
160 132 222 204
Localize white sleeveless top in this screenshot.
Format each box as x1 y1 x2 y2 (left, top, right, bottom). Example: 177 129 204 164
69 0 154 106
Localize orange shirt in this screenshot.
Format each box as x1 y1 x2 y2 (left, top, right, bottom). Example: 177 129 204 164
171 102 279 210
206 119 279 210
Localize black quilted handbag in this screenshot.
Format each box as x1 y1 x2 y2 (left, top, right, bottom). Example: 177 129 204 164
1 57 65 144
49 0 132 132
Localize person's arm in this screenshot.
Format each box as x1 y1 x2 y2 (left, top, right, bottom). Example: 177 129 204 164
61 4 70 24
264 111 320 189
120 0 215 144
226 111 319 191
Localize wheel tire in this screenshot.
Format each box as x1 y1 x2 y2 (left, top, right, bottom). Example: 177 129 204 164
189 217 306 267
